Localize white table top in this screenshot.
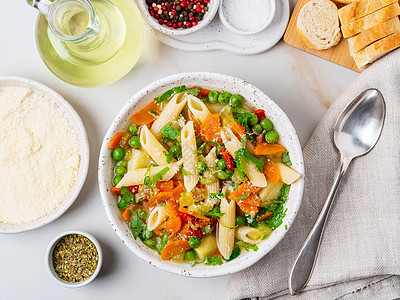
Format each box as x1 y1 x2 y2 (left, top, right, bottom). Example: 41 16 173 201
0 1 357 299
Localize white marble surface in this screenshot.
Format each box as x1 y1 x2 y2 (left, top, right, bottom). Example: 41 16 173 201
0 1 357 299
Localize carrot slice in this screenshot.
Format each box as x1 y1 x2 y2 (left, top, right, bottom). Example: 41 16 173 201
178 207 210 222
229 181 262 201
172 184 186 201
263 160 281 184
108 132 125 149
232 121 246 137
111 187 121 194
200 114 222 143
122 208 131 221
166 198 179 217
148 191 173 207
157 180 174 192
257 211 273 222
154 217 182 236
161 240 191 261
237 202 259 215
254 143 286 156
129 100 160 125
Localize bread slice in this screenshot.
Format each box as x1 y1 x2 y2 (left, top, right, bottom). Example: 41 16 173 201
333 0 357 4
338 0 397 25
341 2 400 37
353 31 400 69
348 17 400 56
296 0 342 50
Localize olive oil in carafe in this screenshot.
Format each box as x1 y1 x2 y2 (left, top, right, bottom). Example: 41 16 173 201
35 0 144 87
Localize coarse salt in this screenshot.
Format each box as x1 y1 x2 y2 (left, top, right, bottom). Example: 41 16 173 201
221 0 272 33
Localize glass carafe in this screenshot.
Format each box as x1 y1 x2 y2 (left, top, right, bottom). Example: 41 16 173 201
27 0 144 87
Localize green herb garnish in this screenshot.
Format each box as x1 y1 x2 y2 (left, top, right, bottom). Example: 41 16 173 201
209 193 225 200
225 247 241 262
235 241 259 252
151 167 170 188
234 113 256 142
137 208 148 220
148 110 159 116
155 233 169 254
130 210 146 239
163 150 175 164
263 184 291 230
236 193 250 201
283 151 292 166
234 148 266 181
181 168 192 176
196 141 220 154
204 256 223 265
186 86 201 96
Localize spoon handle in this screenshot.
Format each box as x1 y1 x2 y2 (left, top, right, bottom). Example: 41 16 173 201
288 155 352 295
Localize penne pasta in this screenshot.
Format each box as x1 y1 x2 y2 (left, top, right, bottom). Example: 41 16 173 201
151 92 187 138
217 186 236 259
276 162 301 184
116 160 182 188
147 206 168 231
236 226 264 245
181 121 199 192
259 181 284 207
221 128 267 187
187 95 211 123
140 125 173 166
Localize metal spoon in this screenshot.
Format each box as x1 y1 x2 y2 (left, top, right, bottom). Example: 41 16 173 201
288 89 386 295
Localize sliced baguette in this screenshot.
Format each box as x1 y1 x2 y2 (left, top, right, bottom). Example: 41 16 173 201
341 2 400 37
338 0 397 25
296 0 342 50
333 0 357 4
348 17 400 56
354 31 400 69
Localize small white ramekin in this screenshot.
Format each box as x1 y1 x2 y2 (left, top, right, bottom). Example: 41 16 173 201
219 0 276 35
45 231 103 288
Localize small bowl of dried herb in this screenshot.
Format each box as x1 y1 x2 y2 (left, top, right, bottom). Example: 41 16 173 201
45 231 103 287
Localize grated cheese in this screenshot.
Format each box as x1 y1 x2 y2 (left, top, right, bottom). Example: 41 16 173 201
0 86 81 224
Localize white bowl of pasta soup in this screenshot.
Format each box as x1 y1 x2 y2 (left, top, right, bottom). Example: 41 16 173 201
98 72 304 277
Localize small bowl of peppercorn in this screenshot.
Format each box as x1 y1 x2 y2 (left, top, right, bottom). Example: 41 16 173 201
138 0 220 36
45 231 103 288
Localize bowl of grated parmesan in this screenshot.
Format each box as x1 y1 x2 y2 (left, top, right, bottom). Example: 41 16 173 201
0 76 90 233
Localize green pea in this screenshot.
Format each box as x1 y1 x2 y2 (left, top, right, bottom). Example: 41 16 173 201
113 175 123 185
253 124 263 134
115 166 127 175
260 119 274 131
249 114 258 126
128 124 138 135
217 170 230 180
208 91 219 103
197 161 208 173
230 94 243 107
265 130 279 143
225 169 234 176
196 136 203 148
236 215 245 226
217 159 226 170
184 249 196 261
199 177 213 185
116 159 127 168
188 236 201 249
218 92 231 104
112 147 125 161
129 136 141 148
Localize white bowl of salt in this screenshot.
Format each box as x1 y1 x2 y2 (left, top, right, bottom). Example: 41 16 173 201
219 0 276 35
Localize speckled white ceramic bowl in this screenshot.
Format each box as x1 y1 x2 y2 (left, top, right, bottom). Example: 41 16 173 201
0 76 90 234
137 0 220 36
98 72 304 277
45 231 103 288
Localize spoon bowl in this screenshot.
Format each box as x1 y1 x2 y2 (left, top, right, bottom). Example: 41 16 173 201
289 88 386 295
334 89 385 159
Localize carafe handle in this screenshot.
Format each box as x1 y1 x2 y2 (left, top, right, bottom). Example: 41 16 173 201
26 0 53 15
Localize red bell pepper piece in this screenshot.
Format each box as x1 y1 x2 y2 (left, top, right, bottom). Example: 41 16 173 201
219 148 234 171
253 109 266 122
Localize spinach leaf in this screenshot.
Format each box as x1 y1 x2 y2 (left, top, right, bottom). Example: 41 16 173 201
225 247 241 262
244 213 258 227
186 87 201 96
130 210 146 239
283 151 292 166
138 229 153 241
154 86 186 103
204 256 223 265
160 123 180 142
209 193 224 200
200 206 225 218
155 233 169 254
234 113 256 142
117 186 134 209
263 184 291 230
143 240 156 250
163 150 175 164
235 241 259 252
234 148 266 181
137 208 148 220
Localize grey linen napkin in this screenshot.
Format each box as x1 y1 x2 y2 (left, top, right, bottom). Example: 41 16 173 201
225 49 400 300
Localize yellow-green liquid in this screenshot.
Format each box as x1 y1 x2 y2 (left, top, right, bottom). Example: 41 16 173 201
36 0 144 87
